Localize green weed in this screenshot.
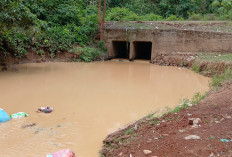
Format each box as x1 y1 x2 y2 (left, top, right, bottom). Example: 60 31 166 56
125 128 133 135
191 92 206 105
150 119 160 126
191 64 200 73
211 68 232 88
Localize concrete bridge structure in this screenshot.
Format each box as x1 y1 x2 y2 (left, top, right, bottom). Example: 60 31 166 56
103 21 232 61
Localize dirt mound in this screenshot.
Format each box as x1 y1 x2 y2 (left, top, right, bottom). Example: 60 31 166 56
101 82 232 157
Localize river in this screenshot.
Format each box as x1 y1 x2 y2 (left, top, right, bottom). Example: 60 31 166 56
0 60 210 157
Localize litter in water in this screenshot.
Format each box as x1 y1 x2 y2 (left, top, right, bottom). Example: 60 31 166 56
10 112 29 119
0 108 11 123
36 107 54 113
47 149 75 157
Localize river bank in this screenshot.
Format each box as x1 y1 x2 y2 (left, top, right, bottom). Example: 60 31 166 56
100 52 232 157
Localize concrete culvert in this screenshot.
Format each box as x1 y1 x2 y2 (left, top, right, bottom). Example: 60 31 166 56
133 41 152 60
112 41 130 59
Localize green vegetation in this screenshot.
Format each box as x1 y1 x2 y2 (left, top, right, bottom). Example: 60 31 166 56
211 68 232 87
1 1 232 63
191 64 200 73
196 53 232 63
125 128 133 135
0 0 100 62
106 0 232 21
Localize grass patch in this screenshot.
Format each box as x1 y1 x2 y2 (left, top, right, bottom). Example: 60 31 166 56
191 63 200 73
150 119 160 125
196 53 232 63
191 92 206 105
211 68 232 88
125 128 133 135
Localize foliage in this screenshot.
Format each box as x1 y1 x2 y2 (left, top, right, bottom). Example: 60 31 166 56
0 0 99 59
72 47 102 62
191 92 206 105
105 0 232 20
106 7 141 21
165 15 184 21
211 68 232 87
141 13 163 21
191 64 200 73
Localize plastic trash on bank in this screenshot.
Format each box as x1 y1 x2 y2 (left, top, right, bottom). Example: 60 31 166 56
0 108 11 123
10 112 29 119
47 149 75 157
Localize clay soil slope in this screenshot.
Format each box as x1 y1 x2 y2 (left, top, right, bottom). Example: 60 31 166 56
101 82 232 157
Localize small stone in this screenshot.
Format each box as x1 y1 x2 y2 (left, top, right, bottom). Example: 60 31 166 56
129 154 133 157
134 124 138 130
187 113 192 116
226 116 231 119
185 135 201 140
118 152 122 156
209 152 215 157
188 103 193 107
143 150 152 155
189 118 201 126
179 129 185 133
215 121 220 123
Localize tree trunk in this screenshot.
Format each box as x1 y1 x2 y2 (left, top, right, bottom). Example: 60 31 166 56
98 0 101 24
100 0 106 41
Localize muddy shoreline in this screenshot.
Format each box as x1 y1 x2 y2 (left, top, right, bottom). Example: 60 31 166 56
100 81 232 157
100 53 232 157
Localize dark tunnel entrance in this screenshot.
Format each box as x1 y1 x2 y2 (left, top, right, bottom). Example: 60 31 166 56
133 41 152 60
112 41 130 59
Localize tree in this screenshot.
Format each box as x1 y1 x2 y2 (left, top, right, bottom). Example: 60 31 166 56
98 0 106 41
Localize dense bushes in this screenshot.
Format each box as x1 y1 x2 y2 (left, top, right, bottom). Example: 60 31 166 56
106 0 232 20
0 0 99 60
106 7 184 21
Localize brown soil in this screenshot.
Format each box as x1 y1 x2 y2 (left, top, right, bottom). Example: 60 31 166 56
151 52 232 77
101 82 232 157
0 51 77 71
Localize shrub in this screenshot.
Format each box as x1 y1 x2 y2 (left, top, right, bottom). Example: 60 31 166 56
75 47 102 62
165 15 184 21
202 14 217 20
106 7 141 21
40 26 74 53
188 13 203 21
142 13 163 21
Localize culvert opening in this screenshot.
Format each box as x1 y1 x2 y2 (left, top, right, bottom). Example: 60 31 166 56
133 41 152 60
112 41 130 59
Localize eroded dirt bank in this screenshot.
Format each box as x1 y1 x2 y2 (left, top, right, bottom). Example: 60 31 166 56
100 81 232 157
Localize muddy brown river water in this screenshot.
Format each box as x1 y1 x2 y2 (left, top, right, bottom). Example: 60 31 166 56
0 60 210 157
